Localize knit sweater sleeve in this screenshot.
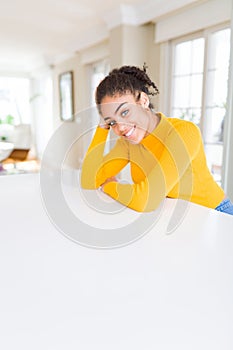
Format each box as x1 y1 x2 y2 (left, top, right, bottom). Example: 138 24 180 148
102 121 202 212
81 126 129 189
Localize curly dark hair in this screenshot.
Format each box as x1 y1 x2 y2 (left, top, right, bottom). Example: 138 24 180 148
95 64 159 111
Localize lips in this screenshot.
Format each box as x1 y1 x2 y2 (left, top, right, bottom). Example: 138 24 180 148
124 125 136 138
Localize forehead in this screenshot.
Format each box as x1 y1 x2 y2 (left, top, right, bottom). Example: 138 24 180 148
100 93 136 115
101 93 135 103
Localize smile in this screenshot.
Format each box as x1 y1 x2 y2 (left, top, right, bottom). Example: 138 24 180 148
124 125 136 138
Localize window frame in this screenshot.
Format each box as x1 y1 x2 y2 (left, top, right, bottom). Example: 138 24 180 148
167 22 231 185
169 22 230 129
169 30 204 125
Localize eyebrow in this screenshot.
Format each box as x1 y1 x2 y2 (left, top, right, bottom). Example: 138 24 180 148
114 102 127 114
103 102 127 121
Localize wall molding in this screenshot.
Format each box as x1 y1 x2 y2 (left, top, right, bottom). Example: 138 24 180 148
57 0 203 60
103 0 203 29
155 0 231 43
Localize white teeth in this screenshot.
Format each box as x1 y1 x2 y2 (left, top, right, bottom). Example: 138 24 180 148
125 126 135 137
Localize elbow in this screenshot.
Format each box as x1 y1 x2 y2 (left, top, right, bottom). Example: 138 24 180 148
129 194 162 213
80 179 98 190
80 171 98 190
129 202 161 213
80 182 96 190
129 183 163 212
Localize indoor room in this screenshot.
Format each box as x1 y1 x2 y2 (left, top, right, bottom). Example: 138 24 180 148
0 0 233 349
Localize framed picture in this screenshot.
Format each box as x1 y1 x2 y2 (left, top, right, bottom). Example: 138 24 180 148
59 71 74 121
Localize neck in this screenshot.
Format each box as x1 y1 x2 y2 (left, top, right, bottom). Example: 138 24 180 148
145 110 160 136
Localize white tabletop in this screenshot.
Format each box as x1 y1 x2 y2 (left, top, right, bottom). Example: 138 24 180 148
0 173 233 350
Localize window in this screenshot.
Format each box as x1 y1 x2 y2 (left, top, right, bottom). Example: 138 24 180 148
203 28 230 184
171 37 205 126
0 77 30 125
170 25 231 184
90 59 110 125
92 59 110 147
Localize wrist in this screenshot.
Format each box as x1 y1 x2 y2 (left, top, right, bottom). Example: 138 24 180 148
98 123 110 130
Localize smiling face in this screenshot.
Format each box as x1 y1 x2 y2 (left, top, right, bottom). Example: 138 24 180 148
100 92 155 144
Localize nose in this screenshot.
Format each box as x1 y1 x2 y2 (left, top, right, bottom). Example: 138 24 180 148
117 122 127 133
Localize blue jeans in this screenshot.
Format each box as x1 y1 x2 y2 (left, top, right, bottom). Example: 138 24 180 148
215 198 233 215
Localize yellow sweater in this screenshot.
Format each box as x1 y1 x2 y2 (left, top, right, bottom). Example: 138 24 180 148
81 112 225 212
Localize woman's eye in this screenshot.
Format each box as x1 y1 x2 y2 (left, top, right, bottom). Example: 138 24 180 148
108 120 117 127
121 109 129 117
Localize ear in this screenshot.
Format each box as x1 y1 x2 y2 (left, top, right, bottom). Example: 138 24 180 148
139 91 150 108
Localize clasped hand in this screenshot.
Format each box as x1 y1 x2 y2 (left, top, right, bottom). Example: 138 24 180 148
100 176 118 190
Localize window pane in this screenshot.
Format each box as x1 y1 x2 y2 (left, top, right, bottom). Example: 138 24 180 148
209 29 231 70
174 41 191 75
173 76 190 108
91 61 110 106
206 70 228 107
203 28 231 184
206 28 230 108
0 77 30 125
172 37 204 126
192 38 205 73
90 60 110 126
171 107 201 125
188 107 201 125
203 107 225 143
205 144 223 184
190 74 203 107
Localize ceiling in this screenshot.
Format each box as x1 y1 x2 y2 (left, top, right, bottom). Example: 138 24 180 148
0 0 202 73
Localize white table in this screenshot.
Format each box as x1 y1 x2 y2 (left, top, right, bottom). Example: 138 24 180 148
0 173 233 350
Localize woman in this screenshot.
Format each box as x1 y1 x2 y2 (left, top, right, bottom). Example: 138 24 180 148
81 65 233 215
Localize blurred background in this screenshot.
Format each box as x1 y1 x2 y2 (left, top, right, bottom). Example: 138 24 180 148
0 0 232 197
